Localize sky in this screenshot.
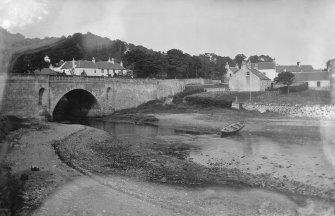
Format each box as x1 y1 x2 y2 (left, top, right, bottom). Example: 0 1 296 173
1 0 335 68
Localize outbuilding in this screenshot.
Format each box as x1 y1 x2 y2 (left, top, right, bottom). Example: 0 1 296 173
293 72 330 89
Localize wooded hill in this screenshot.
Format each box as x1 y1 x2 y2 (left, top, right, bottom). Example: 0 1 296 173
1 28 274 79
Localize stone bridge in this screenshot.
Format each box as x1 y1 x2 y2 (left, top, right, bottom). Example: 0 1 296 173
0 74 185 120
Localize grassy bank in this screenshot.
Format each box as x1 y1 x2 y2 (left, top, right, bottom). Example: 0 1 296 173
192 89 332 106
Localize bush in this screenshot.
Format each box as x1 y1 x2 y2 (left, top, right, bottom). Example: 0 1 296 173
172 87 205 104
279 82 308 94
184 95 233 108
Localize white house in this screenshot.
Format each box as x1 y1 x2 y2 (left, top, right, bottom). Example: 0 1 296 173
229 61 271 91
59 57 127 76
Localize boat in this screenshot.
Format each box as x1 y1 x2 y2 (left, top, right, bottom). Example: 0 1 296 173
221 121 245 137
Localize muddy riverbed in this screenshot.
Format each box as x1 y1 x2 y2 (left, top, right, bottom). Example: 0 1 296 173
2 104 335 215
59 108 335 214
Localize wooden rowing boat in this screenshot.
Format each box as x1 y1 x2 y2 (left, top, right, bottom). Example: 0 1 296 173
221 121 244 137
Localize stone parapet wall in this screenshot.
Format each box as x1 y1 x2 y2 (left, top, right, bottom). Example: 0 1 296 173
183 78 213 85
237 102 335 119
0 75 186 118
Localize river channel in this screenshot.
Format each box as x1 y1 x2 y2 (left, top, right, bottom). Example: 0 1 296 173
60 117 335 215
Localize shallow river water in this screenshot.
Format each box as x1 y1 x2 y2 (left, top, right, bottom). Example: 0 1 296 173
64 118 335 215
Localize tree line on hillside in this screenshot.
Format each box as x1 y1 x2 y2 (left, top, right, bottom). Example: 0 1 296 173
123 50 274 79
7 30 275 79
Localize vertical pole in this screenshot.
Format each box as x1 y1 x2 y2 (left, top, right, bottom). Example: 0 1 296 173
249 76 251 103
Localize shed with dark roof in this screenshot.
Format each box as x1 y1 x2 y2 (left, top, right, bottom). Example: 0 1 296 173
293 72 330 89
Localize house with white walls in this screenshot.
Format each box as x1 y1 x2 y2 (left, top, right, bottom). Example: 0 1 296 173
58 57 126 76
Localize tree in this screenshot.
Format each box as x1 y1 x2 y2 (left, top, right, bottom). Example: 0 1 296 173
248 55 274 63
234 54 246 69
274 72 295 94
166 49 187 79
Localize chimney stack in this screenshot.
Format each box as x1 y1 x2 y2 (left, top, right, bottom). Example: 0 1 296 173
120 60 123 67
297 61 300 67
112 58 115 64
108 57 111 62
92 57 95 63
254 63 258 70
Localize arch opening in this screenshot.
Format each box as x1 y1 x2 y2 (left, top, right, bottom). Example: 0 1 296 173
38 88 45 106
53 89 100 121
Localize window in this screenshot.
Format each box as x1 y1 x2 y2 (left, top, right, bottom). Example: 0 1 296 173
63 70 65 73
94 70 96 73
246 72 250 76
101 69 104 73
230 74 232 77
317 81 320 87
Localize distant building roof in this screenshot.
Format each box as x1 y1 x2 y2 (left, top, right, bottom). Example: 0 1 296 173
60 60 126 70
293 72 329 82
230 67 239 73
95 61 125 70
251 62 276 70
76 60 96 69
276 65 302 73
300 65 314 72
61 61 77 69
249 68 271 80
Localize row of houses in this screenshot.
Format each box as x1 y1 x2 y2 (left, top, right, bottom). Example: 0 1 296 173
228 61 330 91
35 57 130 77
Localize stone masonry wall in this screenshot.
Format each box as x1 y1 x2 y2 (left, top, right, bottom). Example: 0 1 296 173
0 74 49 117
0 75 185 118
236 102 335 119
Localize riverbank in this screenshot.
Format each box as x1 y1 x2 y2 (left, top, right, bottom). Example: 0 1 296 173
0 118 86 215
2 100 335 215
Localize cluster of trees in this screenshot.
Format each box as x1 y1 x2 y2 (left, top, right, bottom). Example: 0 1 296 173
123 49 274 79
8 30 275 79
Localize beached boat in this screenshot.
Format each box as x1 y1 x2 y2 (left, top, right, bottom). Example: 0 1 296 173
221 121 245 137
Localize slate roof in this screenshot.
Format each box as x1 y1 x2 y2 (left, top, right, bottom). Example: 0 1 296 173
251 62 276 70
300 65 314 72
95 61 125 70
293 72 329 81
76 60 96 69
249 68 271 80
229 67 239 73
276 65 302 73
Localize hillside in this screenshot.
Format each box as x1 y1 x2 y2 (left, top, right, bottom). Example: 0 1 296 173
0 28 152 74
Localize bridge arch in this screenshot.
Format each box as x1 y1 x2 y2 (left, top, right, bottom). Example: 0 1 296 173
52 89 101 121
